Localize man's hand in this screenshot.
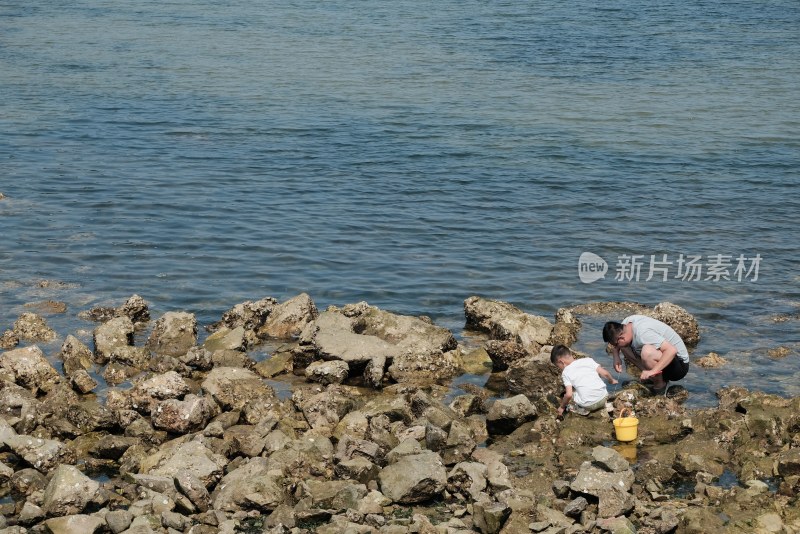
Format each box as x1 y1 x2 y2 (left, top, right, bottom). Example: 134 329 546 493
613 357 622 373
557 407 565 416
610 378 618 385
640 369 661 380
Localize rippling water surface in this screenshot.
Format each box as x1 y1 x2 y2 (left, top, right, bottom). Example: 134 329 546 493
1 0 799 406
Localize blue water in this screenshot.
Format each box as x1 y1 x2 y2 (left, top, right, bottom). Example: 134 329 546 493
1 0 799 406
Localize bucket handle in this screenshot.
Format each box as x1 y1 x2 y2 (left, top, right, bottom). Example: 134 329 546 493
618 407 633 419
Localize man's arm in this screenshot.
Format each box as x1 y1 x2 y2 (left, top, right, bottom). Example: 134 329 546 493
557 385 574 416
609 345 623 373
640 339 677 379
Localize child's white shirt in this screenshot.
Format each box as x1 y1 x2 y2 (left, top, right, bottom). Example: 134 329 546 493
562 357 608 407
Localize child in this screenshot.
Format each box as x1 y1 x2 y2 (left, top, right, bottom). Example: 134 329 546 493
550 344 617 416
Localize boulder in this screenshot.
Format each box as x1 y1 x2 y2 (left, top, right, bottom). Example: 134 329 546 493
211 457 285 512
13 312 56 343
140 440 227 487
650 301 700 346
175 469 211 512
93 316 134 363
696 352 728 368
471 449 511 492
42 464 100 516
592 446 630 473
484 340 530 371
109 345 150 369
464 296 553 349
596 488 634 518
447 462 488 500
118 294 150 326
486 394 536 435
146 311 197 357
548 307 581 347
570 461 635 496
305 360 350 385
152 394 219 434
211 296 278 332
0 345 60 394
200 366 281 420
258 293 318 338
294 387 354 432
378 451 447 503
43 514 105 534
506 349 561 399
70 369 98 394
202 326 247 352
129 371 190 413
472 500 511 534
59 335 94 376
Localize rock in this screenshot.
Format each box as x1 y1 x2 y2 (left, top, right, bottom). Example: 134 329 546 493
211 296 277 332
472 500 511 534
109 345 150 369
596 488 634 518
258 293 318 338
361 395 413 424
44 514 105 534
596 516 637 534
203 326 247 352
70 369 98 393
0 329 19 350
485 394 536 435
295 387 354 432
471 449 512 491
447 462 488 500
254 351 293 378
378 451 447 504
570 461 635 496
119 294 150 326
650 301 700 346
464 296 553 349
152 394 219 434
94 316 134 363
0 345 60 394
442 420 476 466
147 311 197 357
175 469 211 512
130 371 190 413
59 335 94 376
18 501 45 525
3 434 69 471
696 352 728 368
105 510 134 534
768 346 790 359
775 448 800 477
592 446 630 473
505 349 562 399
335 457 380 484
548 308 581 347
756 513 784 533
484 340 530 371
305 360 350 385
140 440 227 488
211 457 285 512
13 312 56 342
42 464 100 515
563 496 588 517
201 367 278 411
9 468 46 496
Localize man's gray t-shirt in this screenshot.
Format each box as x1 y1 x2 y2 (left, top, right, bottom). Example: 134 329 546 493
622 315 690 363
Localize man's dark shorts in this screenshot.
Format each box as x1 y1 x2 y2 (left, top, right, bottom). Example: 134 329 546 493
663 357 689 382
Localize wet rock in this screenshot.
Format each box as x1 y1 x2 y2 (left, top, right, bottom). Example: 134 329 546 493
254 351 293 378
0 345 61 394
211 296 277 333
379 451 447 504
505 349 562 399
464 296 553 349
119 294 150 326
305 360 350 385
200 367 277 411
484 340 529 371
66 399 117 432
13 312 57 342
147 311 197 357
650 301 700 346
70 369 98 393
152 394 219 434
472 500 511 534
258 293 318 339
696 352 728 368
0 329 19 350
548 307 581 347
449 394 483 418
42 464 101 515
768 346 791 359
130 371 190 414
140 439 227 487
203 326 247 352
592 446 630 473
109 345 150 369
58 335 94 376
211 457 285 512
485 394 536 435
94 316 134 363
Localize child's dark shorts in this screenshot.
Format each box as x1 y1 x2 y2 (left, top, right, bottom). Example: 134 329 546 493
663 357 689 382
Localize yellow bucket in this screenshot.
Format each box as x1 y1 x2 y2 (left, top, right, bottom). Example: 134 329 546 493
613 408 639 442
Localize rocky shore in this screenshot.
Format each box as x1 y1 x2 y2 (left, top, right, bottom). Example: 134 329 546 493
0 294 798 534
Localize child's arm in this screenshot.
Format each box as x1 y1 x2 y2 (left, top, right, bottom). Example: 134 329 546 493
557 385 574 416
596 365 618 385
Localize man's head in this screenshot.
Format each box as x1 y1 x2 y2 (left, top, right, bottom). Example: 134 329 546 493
550 344 574 370
602 321 632 348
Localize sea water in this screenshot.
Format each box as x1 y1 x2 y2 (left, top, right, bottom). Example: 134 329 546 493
1 0 798 406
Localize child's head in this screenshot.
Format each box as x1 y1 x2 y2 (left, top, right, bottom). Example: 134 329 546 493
550 344 574 370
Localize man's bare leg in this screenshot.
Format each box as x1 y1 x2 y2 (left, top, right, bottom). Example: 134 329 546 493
639 344 667 388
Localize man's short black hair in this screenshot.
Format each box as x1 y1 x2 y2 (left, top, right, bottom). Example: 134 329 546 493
602 321 624 344
550 344 571 364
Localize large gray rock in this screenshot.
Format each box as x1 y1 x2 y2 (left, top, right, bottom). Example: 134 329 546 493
94 316 134 363
486 394 536 435
129 371 190 413
592 446 630 473
211 457 285 512
0 345 60 394
464 296 553 349
597 488 635 518
13 312 56 343
447 462 487 500
472 500 511 534
548 307 581 347
650 301 700 346
146 311 197 357
257 293 318 339
378 451 447 504
3 434 69 472
506 349 562 399
202 326 247 352
59 335 94 377
118 294 150 326
471 448 511 491
211 296 277 332
42 464 100 516
304 360 350 385
140 440 227 487
44 515 105 534
201 366 279 412
309 303 458 386
151 394 219 434
570 461 635 496
294 387 354 433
